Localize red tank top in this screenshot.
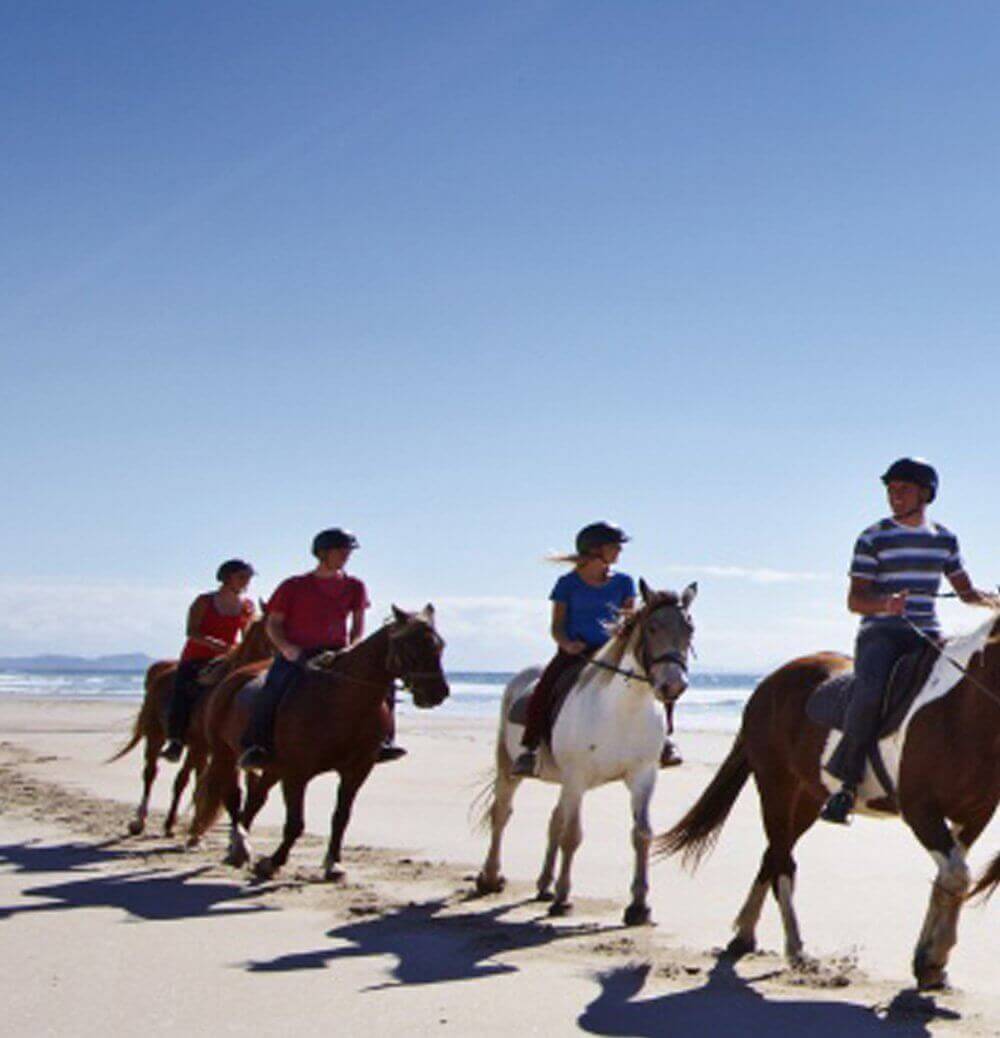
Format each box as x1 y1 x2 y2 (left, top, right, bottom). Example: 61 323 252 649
180 595 253 662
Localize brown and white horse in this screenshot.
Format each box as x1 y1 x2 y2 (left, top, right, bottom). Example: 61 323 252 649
109 614 272 836
189 606 449 880
656 611 1000 990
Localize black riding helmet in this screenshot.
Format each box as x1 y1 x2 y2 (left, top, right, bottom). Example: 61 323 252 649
312 528 360 556
880 458 938 502
575 521 630 556
216 558 255 583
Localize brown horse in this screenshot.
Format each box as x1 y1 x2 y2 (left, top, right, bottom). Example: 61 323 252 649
656 611 1000 990
109 614 273 836
189 605 449 880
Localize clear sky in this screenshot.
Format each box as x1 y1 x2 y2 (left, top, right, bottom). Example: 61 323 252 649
3 2 999 668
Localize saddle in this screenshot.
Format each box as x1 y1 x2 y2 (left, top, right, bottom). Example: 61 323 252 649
806 643 939 797
507 659 589 742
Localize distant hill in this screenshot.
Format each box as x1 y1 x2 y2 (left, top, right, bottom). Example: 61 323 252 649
0 653 155 673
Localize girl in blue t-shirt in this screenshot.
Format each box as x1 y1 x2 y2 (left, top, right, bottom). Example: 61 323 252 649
512 522 682 776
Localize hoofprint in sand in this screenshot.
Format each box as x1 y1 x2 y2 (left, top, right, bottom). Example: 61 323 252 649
0 698 996 1036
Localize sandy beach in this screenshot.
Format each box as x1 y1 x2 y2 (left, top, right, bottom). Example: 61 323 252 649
0 696 996 1037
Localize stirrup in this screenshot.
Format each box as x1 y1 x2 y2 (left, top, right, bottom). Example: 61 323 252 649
511 749 538 777
161 740 183 763
820 788 855 826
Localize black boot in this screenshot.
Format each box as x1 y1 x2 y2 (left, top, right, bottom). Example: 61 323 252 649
376 742 407 764
820 787 856 825
238 745 270 771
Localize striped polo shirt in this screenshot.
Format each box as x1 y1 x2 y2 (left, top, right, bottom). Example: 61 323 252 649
849 518 965 633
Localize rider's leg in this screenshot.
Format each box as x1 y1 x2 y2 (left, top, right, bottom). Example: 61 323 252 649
162 661 203 761
377 685 407 763
239 655 300 767
513 651 581 775
823 625 921 821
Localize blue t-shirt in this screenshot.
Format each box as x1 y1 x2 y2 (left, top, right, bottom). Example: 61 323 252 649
550 570 637 648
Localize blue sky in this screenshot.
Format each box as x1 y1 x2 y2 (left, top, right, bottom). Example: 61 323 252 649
3 3 999 667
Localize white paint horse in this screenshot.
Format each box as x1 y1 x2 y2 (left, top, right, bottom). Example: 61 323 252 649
475 580 697 925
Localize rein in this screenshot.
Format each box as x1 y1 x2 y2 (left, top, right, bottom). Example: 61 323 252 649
582 598 693 686
901 616 1000 711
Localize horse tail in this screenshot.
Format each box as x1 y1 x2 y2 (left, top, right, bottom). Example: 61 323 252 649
469 731 514 833
653 732 750 869
970 850 1000 901
105 663 168 763
190 757 229 837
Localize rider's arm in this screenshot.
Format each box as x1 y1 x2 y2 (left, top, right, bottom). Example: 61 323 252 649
847 577 906 617
348 605 366 646
185 595 229 652
265 611 301 662
550 601 586 654
946 571 998 607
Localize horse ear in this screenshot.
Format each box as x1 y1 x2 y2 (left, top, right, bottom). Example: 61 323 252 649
638 578 652 603
259 597 268 615
421 603 436 625
391 605 408 624
681 581 698 607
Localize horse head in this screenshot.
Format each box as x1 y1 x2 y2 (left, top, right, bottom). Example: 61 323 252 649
635 578 697 703
387 604 450 708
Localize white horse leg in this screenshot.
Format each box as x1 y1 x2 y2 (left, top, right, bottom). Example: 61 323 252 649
775 874 805 963
730 875 769 955
549 785 584 917
623 766 657 926
913 845 970 990
536 799 563 901
475 750 521 896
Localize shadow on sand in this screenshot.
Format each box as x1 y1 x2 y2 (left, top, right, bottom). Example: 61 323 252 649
578 957 958 1038
0 839 268 923
246 896 613 986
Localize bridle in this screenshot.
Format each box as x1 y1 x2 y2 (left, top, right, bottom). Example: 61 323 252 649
387 621 446 689
585 598 694 686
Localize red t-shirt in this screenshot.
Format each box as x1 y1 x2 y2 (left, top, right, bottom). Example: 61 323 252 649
268 572 369 651
180 595 254 662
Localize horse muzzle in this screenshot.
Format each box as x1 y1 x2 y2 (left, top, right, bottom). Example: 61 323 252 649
411 676 450 708
650 661 688 703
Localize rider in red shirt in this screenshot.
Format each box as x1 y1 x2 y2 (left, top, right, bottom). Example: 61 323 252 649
162 559 255 761
238 528 383 769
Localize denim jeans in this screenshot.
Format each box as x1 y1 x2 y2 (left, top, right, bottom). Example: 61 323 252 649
826 623 924 786
166 660 208 743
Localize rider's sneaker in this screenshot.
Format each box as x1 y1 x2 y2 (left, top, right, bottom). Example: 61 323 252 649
511 749 538 777
659 740 683 768
376 743 408 764
238 745 270 771
820 788 855 825
160 739 183 763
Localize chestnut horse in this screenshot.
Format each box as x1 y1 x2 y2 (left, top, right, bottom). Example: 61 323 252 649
109 614 272 836
656 610 1000 990
475 581 697 925
189 606 449 880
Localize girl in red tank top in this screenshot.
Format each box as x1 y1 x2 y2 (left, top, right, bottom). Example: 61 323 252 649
163 559 257 761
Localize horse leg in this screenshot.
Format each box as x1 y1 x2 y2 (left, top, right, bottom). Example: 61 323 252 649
240 769 279 831
475 747 521 896
548 785 584 917
622 766 657 926
322 766 372 881
535 799 563 902
128 734 162 836
756 775 819 965
164 749 197 837
906 804 974 990
255 778 306 880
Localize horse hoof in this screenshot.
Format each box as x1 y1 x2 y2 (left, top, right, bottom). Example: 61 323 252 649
535 890 555 902
186 836 202 851
324 866 346 883
724 935 756 959
253 858 277 880
474 873 505 896
127 818 145 836
547 901 572 918
623 903 651 927
163 825 174 838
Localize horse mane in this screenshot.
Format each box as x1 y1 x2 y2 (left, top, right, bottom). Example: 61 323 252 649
588 591 680 690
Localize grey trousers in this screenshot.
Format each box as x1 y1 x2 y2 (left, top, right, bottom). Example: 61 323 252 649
826 624 924 787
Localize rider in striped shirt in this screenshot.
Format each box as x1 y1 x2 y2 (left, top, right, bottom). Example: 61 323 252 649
821 457 996 825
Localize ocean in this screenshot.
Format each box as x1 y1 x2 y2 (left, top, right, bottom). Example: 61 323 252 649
0 668 758 733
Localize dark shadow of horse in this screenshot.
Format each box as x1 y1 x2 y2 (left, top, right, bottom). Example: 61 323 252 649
246 897 615 986
0 838 187 875
0 840 268 923
578 956 956 1038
